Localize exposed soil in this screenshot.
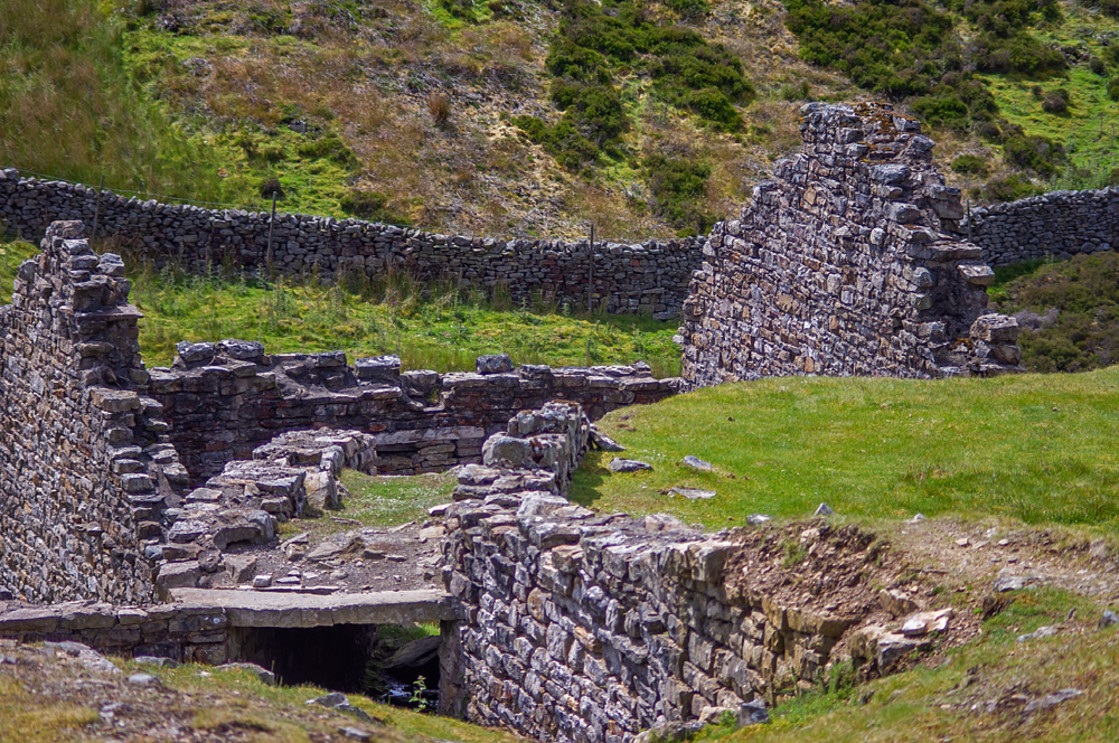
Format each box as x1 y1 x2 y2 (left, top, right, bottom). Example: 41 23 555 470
236 520 447 595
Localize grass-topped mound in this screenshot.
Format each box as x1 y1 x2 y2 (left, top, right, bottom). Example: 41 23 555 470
572 367 1119 530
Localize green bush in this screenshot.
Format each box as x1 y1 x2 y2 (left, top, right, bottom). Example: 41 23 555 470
909 91 970 129
1108 77 1119 102
643 154 714 234
996 252 1119 372
1003 132 1065 177
1041 88 1070 115
950 154 989 177
548 0 752 137
297 132 360 169
666 0 708 19
339 190 411 225
979 174 1042 202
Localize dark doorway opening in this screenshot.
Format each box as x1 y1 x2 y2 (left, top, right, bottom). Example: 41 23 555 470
228 624 377 692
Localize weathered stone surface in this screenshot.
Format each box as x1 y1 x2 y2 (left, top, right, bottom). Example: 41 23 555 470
169 588 454 626
443 403 880 742
680 102 1021 385
609 458 653 473
0 222 182 604
964 187 1119 266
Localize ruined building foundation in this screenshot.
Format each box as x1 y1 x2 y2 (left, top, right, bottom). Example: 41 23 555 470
0 103 1030 742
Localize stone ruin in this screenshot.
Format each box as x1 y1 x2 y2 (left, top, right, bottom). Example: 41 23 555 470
680 102 1022 385
0 102 1044 741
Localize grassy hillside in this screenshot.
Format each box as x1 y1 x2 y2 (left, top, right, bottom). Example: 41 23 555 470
572 366 1119 529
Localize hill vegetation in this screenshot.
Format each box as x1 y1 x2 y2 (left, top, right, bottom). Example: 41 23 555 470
993 251 1119 372
9 0 1119 242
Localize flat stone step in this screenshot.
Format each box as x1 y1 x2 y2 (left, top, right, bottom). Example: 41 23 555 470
170 588 453 628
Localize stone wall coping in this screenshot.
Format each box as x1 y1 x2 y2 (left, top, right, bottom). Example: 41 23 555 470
168 587 455 626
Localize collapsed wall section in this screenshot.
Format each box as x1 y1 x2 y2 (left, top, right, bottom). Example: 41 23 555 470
0 222 188 603
680 103 1021 385
0 169 700 319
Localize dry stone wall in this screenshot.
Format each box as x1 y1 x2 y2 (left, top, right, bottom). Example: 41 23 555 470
0 169 700 319
0 599 231 665
148 344 680 483
680 103 1022 385
963 187 1119 266
442 404 909 743
0 222 189 603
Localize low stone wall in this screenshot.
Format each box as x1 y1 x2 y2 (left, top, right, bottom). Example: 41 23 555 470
0 169 701 319
0 599 230 664
964 187 1118 266
149 344 680 483
0 222 189 603
441 404 910 743
679 103 1021 385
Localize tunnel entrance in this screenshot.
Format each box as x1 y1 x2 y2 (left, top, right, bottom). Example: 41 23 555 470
227 622 442 708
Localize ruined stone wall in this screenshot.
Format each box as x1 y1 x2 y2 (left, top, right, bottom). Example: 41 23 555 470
148 344 679 483
0 222 189 603
0 169 700 319
680 103 1021 385
440 405 897 743
963 187 1119 266
0 599 230 664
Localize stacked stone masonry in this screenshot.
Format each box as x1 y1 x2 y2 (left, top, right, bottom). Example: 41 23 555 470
443 404 898 742
0 169 701 319
680 103 1022 385
0 222 190 604
149 344 680 483
962 186 1119 266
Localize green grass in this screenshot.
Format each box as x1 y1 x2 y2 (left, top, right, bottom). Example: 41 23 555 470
2 238 681 375
571 367 1119 530
0 239 37 295
337 471 457 528
133 660 522 743
125 264 682 374
0 0 227 201
700 587 1119 742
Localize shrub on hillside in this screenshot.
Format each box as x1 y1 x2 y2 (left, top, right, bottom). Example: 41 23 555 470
996 252 1119 372
1108 76 1119 102
297 133 360 169
340 190 411 225
643 153 714 235
1041 88 1070 115
950 154 989 177
976 173 1042 202
1003 132 1065 177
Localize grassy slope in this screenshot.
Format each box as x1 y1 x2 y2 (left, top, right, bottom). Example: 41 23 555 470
572 367 1119 530
0 654 522 743
705 587 1119 742
992 252 1119 372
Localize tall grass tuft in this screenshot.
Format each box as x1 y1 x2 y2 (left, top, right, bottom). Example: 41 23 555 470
0 0 221 199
